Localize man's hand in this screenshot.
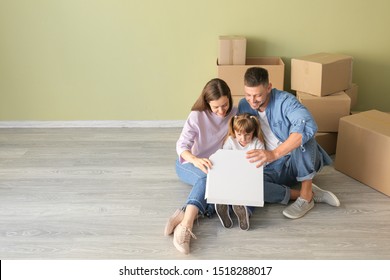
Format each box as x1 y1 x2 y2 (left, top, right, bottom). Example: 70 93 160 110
246 149 276 168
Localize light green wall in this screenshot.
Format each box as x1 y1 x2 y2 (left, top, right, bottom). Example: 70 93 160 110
1 0 389 121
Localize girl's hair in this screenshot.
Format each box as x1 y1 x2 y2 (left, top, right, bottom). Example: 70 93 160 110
227 113 264 143
191 78 233 114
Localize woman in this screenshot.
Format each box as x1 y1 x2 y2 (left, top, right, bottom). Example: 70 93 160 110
164 78 237 254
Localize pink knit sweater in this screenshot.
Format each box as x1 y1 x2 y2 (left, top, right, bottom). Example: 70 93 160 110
176 107 238 163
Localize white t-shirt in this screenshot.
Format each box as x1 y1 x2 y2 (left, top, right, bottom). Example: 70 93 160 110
223 136 265 151
258 110 282 151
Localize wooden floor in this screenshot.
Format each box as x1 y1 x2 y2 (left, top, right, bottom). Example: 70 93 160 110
0 127 389 260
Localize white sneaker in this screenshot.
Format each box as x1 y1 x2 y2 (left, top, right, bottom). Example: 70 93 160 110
312 184 340 207
283 197 314 219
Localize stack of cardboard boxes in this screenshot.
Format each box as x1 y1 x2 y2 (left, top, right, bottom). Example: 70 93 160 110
216 39 389 196
217 36 285 106
291 53 358 155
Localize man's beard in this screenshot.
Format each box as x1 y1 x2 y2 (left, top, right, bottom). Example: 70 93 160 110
257 100 264 110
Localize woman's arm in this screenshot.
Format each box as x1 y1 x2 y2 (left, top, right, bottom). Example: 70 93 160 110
180 150 212 174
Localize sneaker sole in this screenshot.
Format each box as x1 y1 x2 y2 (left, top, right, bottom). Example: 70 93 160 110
232 205 249 230
215 204 233 228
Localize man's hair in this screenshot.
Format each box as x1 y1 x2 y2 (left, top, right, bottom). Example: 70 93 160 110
244 67 269 87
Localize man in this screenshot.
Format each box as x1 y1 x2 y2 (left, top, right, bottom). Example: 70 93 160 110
238 67 340 219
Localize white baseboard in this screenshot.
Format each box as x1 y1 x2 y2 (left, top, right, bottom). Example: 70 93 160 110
0 120 185 128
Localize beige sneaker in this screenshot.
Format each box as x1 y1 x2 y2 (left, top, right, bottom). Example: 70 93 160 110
173 224 197 254
164 209 185 236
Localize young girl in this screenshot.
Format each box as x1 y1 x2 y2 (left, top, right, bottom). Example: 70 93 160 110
215 113 265 231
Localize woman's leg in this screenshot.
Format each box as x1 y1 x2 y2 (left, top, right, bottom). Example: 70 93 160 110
170 159 210 254
166 159 210 233
175 159 209 217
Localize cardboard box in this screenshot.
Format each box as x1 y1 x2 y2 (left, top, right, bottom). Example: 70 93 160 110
217 57 285 96
345 83 358 109
335 110 390 196
297 91 351 132
291 53 353 96
232 95 244 107
218 36 247 65
315 132 338 155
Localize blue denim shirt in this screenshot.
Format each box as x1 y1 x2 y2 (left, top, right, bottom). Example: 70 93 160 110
238 88 317 147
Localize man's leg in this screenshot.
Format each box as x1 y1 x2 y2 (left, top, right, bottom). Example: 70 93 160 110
282 138 339 219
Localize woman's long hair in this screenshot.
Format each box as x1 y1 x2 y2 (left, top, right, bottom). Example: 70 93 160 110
191 78 233 115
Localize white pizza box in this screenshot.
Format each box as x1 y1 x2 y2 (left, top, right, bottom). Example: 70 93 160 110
205 149 264 207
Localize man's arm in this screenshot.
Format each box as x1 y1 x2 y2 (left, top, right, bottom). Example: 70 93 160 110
247 132 302 168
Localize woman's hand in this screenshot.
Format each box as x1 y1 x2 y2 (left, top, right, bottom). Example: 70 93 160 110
180 150 213 174
191 157 213 174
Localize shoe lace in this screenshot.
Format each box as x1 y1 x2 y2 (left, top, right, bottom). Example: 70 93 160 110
313 194 323 202
179 226 197 244
313 190 324 202
296 197 309 207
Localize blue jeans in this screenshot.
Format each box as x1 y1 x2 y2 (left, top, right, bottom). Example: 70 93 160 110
175 139 331 215
248 138 332 212
175 159 214 216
